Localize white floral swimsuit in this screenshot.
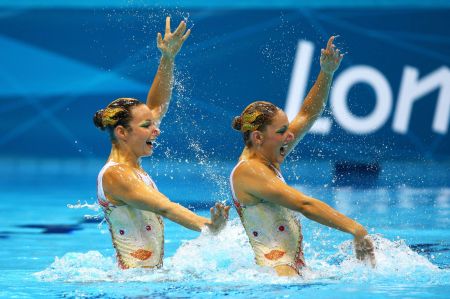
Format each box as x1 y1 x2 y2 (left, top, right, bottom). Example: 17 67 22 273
230 160 305 273
97 161 164 269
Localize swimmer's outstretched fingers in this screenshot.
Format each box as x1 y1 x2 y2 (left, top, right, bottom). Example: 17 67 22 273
157 16 191 58
206 202 230 233
165 16 171 35
320 35 343 74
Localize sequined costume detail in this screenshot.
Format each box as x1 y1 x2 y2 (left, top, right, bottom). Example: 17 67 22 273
97 161 164 269
230 160 305 272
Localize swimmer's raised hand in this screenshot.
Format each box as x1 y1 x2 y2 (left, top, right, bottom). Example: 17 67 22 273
320 35 343 74
205 202 230 234
354 234 376 268
157 16 191 59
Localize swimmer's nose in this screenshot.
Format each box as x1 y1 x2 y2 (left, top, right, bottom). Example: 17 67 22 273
152 127 160 137
286 132 294 143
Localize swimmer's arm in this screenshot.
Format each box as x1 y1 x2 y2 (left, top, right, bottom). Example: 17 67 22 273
286 36 343 154
103 167 211 232
239 162 367 238
146 55 174 126
146 17 191 125
266 179 376 267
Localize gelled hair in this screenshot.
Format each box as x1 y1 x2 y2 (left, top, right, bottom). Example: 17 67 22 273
232 101 279 147
93 97 144 141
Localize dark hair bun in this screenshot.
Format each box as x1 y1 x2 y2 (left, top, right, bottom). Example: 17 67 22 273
93 109 105 130
232 116 242 131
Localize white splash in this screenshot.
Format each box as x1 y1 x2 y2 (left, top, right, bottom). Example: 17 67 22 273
302 235 441 283
34 219 447 284
67 200 100 211
67 200 103 224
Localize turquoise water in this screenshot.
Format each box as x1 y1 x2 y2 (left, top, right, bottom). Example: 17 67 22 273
0 161 449 298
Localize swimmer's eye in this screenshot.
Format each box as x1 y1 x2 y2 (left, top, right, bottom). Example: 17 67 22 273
140 121 154 128
276 126 288 134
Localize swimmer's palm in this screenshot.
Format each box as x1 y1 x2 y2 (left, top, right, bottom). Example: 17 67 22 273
320 35 343 74
157 18 190 58
206 204 230 234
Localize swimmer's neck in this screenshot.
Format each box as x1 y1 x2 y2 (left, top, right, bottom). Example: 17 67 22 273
107 144 143 169
240 147 278 168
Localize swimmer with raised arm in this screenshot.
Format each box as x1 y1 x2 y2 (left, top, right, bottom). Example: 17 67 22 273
94 17 229 269
230 36 375 276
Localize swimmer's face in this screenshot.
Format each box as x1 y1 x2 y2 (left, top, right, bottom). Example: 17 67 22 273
257 110 293 164
124 104 160 158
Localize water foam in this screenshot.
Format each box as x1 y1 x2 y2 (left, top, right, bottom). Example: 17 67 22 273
302 235 442 283
67 200 100 211
34 219 447 284
67 200 105 227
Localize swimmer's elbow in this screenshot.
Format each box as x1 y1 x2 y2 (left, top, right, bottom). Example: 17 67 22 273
294 195 316 216
155 201 180 218
154 203 171 217
136 191 174 216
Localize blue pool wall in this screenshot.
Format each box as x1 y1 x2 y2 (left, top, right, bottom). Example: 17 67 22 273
0 2 449 167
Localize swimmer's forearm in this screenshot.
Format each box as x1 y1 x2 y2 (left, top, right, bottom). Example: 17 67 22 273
298 71 333 123
300 197 367 237
264 184 366 237
146 55 175 120
284 71 334 151
160 202 207 232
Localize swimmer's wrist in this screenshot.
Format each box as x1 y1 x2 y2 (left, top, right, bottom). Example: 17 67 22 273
202 219 213 230
320 68 335 76
161 53 176 62
353 225 368 239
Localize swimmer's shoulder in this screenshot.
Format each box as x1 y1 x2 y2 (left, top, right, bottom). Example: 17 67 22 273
233 159 277 180
232 159 276 206
232 159 257 180
102 163 138 206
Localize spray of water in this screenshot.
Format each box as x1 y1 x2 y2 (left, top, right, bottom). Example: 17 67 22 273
53 8 449 289
67 200 108 232
34 219 447 284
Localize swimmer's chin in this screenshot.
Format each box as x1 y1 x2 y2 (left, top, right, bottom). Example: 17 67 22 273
141 150 155 157
275 155 286 164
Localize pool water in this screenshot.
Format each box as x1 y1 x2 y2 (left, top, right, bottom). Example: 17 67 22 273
0 160 449 298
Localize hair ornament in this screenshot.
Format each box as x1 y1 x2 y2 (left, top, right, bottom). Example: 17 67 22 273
101 107 125 127
241 111 263 132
